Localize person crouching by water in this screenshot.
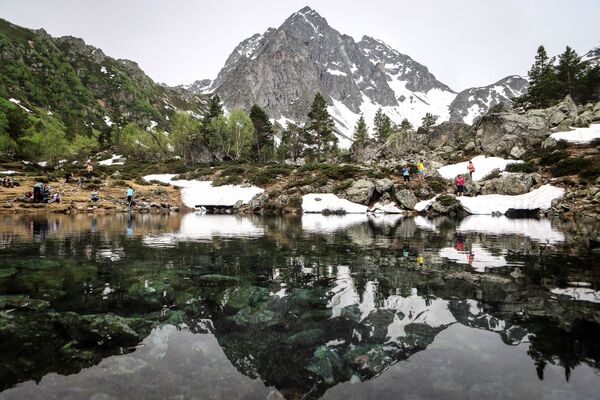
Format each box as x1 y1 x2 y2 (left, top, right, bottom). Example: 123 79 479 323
402 165 410 183
467 160 475 178
126 186 135 207
90 191 99 202
455 174 465 196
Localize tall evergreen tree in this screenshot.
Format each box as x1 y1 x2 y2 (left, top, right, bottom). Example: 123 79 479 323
249 104 274 162
201 94 224 152
352 115 368 161
373 108 392 142
306 93 336 162
556 46 585 101
515 45 559 108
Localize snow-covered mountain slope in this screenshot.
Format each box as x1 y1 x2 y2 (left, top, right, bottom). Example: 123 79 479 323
183 7 526 147
449 75 529 124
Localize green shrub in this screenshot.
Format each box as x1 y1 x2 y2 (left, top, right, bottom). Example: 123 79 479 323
540 150 569 165
437 194 459 207
579 165 600 181
505 162 536 173
250 164 294 186
481 168 502 180
288 194 303 207
427 177 447 194
551 158 593 177
134 177 151 186
213 175 243 186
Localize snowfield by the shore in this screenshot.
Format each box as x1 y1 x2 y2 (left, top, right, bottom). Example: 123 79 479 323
302 193 368 214
415 185 564 215
438 155 522 182
459 184 564 214
550 123 600 144
143 174 263 208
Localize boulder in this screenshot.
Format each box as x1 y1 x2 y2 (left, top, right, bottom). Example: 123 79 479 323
475 109 549 158
345 179 375 204
509 146 526 159
394 188 418 209
481 173 538 195
431 195 463 214
374 178 394 194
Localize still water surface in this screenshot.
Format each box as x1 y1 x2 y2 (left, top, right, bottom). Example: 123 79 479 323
0 213 599 399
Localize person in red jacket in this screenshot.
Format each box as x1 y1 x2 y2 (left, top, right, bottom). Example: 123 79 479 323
455 174 465 196
467 160 475 178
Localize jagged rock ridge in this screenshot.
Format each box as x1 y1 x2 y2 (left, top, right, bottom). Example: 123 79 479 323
187 7 525 146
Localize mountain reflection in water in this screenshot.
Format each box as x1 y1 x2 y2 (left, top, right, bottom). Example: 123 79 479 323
0 213 599 400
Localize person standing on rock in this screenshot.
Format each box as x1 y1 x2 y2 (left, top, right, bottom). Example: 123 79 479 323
455 174 465 196
467 161 475 178
417 159 425 179
402 165 410 183
127 186 135 207
85 159 94 178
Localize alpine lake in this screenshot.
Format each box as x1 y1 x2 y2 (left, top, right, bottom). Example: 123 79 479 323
0 212 599 400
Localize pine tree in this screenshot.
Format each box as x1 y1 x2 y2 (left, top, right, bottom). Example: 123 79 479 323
306 93 336 162
515 45 559 108
556 46 585 101
352 115 368 160
278 122 305 161
373 108 392 142
421 113 438 131
249 104 274 162
201 94 224 152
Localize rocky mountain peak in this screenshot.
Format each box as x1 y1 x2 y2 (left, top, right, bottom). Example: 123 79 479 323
189 7 529 145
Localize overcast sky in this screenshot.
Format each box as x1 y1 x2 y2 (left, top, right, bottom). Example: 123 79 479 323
0 0 599 91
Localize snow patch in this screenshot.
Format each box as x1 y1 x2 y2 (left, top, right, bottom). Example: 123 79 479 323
302 193 368 214
98 154 125 166
326 68 348 77
551 287 600 304
458 185 564 215
438 155 522 182
9 98 31 113
550 124 600 144
103 116 113 127
143 174 263 208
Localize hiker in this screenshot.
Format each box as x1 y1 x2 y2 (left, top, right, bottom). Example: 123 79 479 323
126 186 135 206
417 159 425 179
90 191 99 202
42 184 51 202
455 174 465 196
402 165 410 183
33 182 43 203
2 176 13 188
467 160 475 178
85 159 94 178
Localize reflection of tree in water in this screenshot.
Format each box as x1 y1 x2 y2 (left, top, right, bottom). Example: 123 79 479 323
0 214 600 397
525 318 600 381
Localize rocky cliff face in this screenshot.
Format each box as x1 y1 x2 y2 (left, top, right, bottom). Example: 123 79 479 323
449 75 529 124
187 7 527 145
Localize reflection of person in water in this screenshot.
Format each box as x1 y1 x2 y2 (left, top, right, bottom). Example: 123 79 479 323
127 214 134 237
31 218 49 242
416 254 424 267
468 252 475 266
91 217 98 234
454 235 465 252
402 245 409 258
